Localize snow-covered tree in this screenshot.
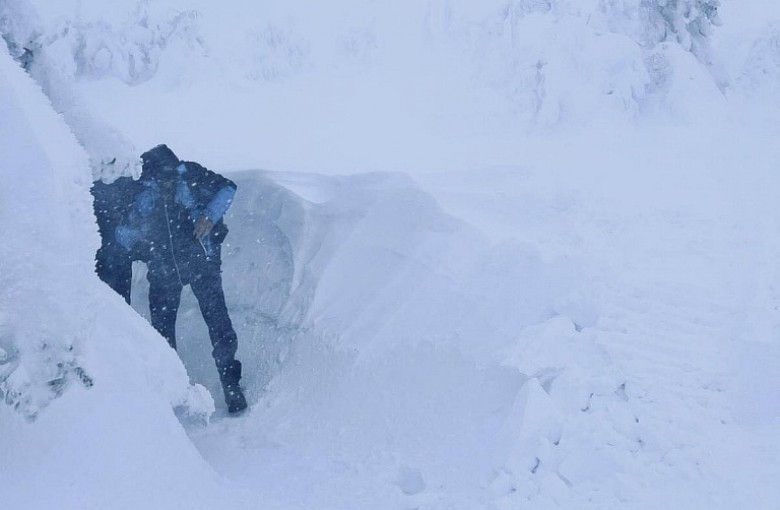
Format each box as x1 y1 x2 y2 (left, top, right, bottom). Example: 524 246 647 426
1 0 138 179
0 0 38 64
643 0 722 63
0 0 211 180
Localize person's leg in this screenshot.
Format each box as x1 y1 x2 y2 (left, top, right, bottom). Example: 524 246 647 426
190 265 238 371
147 268 183 350
190 263 246 412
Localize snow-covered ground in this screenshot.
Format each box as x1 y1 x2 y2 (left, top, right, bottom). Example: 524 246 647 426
2 1 780 509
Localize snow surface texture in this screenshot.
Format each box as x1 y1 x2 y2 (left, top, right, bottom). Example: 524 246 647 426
2 0 780 509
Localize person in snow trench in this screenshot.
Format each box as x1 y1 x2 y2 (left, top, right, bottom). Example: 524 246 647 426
116 144 247 413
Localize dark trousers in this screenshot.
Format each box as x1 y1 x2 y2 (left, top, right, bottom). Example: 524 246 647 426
148 262 241 385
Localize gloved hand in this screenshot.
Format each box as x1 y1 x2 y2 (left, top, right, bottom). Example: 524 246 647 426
194 216 214 240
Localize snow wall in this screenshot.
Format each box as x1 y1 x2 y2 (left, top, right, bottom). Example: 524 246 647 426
0 47 260 510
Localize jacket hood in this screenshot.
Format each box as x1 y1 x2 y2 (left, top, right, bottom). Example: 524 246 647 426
140 144 180 180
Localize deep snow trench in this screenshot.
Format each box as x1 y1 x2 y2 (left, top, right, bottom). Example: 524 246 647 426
125 166 780 510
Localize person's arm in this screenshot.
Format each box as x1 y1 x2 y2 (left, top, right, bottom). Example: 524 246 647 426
193 183 236 240
204 185 236 223
184 162 237 240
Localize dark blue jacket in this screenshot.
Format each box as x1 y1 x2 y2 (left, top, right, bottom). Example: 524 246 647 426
116 161 236 282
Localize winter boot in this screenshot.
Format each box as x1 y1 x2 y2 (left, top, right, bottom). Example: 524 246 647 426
224 383 247 414
219 360 247 414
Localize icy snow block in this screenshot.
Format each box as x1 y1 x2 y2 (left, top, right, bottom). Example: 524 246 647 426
501 377 563 472
515 378 563 440
394 464 426 495
173 383 215 425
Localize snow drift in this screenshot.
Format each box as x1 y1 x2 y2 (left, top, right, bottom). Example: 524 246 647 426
0 47 257 510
